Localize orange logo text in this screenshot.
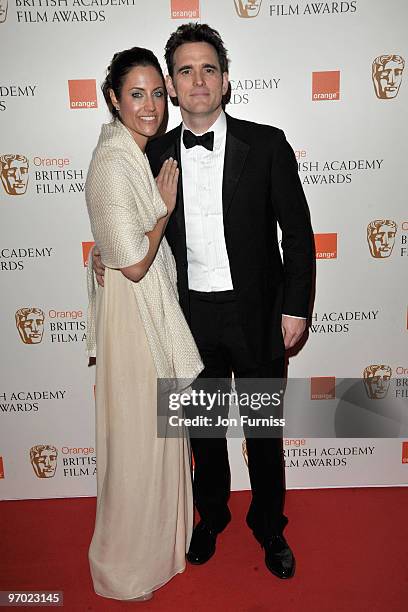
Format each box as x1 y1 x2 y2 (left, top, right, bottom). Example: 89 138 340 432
312 70 340 101
402 442 408 464
314 233 337 259
68 79 97 110
171 0 200 19
310 377 336 400
82 241 95 267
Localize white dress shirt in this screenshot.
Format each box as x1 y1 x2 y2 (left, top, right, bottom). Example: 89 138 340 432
181 111 233 292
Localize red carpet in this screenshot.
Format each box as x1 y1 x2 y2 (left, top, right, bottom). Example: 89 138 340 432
2 488 408 611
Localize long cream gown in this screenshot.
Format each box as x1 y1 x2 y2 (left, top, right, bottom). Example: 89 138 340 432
86 120 202 600
89 266 193 600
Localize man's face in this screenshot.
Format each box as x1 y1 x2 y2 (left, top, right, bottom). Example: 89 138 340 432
374 60 404 99
32 448 58 478
0 0 8 23
166 42 229 126
368 223 396 258
1 158 29 195
364 367 391 399
234 0 262 18
18 312 44 344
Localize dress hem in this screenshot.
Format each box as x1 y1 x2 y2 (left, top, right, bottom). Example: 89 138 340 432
93 564 187 601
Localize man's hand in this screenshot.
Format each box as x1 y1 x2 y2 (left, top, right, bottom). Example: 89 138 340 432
281 315 306 349
92 247 105 287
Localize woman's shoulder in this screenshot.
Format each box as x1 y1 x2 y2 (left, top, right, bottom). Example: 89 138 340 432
87 145 125 187
89 133 137 178
91 120 137 161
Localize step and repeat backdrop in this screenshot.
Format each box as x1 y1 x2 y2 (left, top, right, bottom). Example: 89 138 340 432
1 0 407 499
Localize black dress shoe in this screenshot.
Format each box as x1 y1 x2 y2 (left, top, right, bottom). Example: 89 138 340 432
263 535 295 579
187 522 218 565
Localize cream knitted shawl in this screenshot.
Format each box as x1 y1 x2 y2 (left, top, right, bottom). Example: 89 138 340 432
85 119 203 386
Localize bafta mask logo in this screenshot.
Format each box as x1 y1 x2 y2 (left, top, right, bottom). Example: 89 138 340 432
234 0 262 18
0 154 29 195
367 219 397 258
363 365 392 399
15 308 45 344
372 55 405 99
30 445 58 478
0 0 8 23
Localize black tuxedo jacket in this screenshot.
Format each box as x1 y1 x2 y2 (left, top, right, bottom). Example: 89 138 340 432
146 113 314 363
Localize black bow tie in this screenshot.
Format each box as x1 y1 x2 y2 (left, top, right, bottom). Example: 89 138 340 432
183 129 214 151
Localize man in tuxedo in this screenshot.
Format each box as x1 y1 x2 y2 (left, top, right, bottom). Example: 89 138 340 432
94 23 314 579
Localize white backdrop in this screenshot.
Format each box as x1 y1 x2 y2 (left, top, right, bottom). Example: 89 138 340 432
1 0 407 499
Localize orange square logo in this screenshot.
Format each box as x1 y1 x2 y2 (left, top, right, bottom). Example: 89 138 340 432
171 0 200 19
82 241 95 267
402 442 408 464
0 456 4 479
314 233 337 259
312 70 340 101
311 377 336 400
68 79 98 110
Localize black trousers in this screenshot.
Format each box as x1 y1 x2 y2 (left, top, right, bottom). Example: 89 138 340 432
188 290 287 540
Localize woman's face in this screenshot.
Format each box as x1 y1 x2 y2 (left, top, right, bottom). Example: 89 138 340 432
110 64 166 150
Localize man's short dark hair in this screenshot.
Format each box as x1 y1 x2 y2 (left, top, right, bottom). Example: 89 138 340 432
165 23 230 77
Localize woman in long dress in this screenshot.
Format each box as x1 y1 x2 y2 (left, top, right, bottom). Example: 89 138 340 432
85 47 202 601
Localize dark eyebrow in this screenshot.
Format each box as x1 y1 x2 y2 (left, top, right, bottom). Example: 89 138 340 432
177 64 193 73
177 63 219 73
128 86 164 92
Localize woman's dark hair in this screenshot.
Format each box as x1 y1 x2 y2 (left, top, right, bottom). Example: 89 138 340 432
102 47 165 118
164 23 230 77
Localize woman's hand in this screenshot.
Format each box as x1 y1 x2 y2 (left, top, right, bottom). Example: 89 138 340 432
155 158 179 215
92 246 105 287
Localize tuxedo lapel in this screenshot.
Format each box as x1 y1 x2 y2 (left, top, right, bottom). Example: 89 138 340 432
223 116 250 217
